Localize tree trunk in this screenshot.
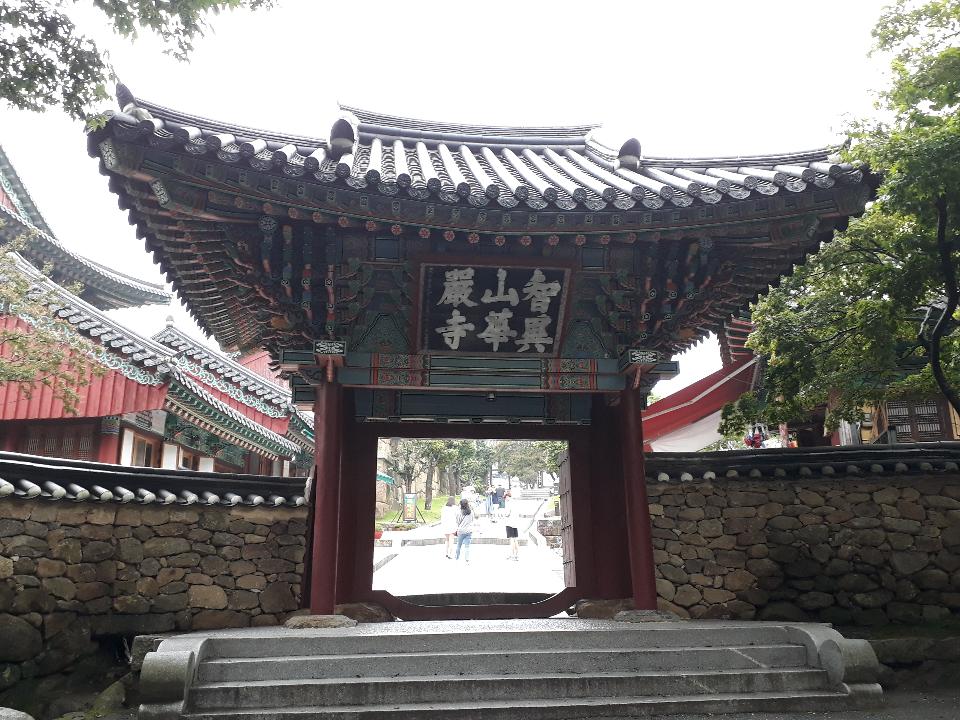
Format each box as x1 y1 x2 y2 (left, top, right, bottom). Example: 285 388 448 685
450 467 460 496
441 467 450 497
424 462 435 511
928 197 960 417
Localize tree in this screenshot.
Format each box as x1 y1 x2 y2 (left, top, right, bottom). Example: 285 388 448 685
383 439 431 495
1 232 104 414
420 439 457 511
1 0 273 121
446 439 495 495
492 440 566 488
744 0 960 430
717 391 769 440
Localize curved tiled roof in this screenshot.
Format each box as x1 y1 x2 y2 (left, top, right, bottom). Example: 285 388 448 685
11 253 172 372
0 146 170 310
0 452 306 507
166 372 301 459
9 255 309 459
109 93 863 215
154 323 290 406
87 87 874 356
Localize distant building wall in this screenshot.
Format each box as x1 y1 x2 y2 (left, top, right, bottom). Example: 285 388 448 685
862 398 960 444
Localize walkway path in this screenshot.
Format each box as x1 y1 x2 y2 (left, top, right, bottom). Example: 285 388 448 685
373 491 563 596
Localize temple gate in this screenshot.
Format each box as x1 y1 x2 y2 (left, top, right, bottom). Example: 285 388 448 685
88 89 872 618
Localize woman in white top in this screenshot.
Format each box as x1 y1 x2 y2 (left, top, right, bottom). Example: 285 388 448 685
440 496 458 559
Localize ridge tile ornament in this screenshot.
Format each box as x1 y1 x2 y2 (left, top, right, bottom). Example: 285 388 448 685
423 264 568 355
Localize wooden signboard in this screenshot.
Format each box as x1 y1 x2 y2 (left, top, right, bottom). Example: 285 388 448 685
421 264 568 356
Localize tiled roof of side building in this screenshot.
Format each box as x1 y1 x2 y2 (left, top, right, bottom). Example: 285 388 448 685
645 442 960 482
718 314 756 366
106 91 867 214
10 253 173 374
0 145 171 310
166 372 302 458
0 145 56 236
0 452 306 507
8 254 310 459
153 323 291 407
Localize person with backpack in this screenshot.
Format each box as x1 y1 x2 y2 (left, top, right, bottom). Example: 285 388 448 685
454 498 475 563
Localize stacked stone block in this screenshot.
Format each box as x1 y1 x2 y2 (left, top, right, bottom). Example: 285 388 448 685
537 518 562 549
0 500 307 689
647 474 960 624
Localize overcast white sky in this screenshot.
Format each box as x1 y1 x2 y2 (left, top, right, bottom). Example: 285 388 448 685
0 0 890 395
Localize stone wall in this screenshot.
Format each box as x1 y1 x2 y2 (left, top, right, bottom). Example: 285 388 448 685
537 518 562 549
647 473 960 624
0 499 308 689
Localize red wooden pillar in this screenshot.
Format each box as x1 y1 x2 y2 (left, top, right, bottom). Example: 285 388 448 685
0 423 21 451
587 398 631 600
310 380 343 615
620 387 658 609
340 418 379 604
97 416 121 464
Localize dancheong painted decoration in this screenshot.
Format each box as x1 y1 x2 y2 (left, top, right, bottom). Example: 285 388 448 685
86 86 876 618
85 87 875 414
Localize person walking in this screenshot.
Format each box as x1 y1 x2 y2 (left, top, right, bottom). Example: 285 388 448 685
504 491 519 560
440 496 458 559
493 485 505 520
455 498 475 563
484 485 494 517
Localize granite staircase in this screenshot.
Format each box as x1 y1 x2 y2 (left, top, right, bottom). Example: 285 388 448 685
138 620 881 720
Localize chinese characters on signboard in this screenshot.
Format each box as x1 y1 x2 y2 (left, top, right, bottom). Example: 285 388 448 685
422 264 568 355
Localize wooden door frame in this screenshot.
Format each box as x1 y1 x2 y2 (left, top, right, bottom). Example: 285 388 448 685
335 397 603 620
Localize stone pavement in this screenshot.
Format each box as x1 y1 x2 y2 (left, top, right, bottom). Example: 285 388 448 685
372 542 564 595
373 493 563 596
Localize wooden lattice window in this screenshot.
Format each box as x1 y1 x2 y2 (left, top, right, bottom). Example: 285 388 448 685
885 399 948 442
22 423 95 460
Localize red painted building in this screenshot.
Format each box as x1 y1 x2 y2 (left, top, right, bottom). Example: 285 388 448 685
0 146 314 475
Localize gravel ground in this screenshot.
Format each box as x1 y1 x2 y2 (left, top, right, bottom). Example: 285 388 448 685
642 689 959 720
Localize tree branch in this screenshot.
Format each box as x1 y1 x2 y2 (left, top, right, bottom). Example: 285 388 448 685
927 196 960 416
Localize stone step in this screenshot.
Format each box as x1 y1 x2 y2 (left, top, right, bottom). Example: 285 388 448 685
205 625 793 659
189 668 830 709
199 644 808 682
182 689 853 720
